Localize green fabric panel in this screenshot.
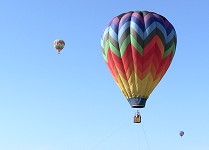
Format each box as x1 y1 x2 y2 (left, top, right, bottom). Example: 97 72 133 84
130 35 143 55
163 43 176 59
120 35 131 56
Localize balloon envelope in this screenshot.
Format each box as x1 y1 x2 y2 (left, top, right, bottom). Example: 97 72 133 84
179 131 184 137
100 11 177 108
54 39 65 53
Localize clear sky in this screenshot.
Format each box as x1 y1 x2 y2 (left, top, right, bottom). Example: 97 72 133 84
0 0 209 150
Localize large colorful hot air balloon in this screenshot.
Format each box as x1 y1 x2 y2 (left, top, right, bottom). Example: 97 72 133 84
101 11 177 110
54 39 65 54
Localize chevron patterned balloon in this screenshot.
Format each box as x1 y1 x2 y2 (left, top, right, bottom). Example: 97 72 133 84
54 39 65 54
101 11 177 108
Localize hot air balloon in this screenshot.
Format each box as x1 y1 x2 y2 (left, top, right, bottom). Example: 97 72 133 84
179 131 184 137
100 11 177 123
54 39 65 54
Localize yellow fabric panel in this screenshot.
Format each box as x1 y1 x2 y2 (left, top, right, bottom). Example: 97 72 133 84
127 72 137 97
116 72 162 99
135 72 142 97
116 77 128 98
140 74 151 97
147 77 161 96
143 73 154 96
117 74 131 98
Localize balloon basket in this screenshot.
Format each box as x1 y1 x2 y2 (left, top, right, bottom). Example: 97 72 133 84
133 115 141 123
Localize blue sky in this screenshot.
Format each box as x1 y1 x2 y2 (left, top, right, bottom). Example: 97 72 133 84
0 0 209 150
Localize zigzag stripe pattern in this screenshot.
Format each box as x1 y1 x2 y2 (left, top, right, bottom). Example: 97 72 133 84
101 11 177 105
54 39 65 53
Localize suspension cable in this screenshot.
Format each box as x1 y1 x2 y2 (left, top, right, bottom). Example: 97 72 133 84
89 123 125 150
141 122 151 150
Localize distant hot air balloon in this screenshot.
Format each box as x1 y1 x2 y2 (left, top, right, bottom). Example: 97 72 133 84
179 131 184 137
54 39 65 54
100 11 177 122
